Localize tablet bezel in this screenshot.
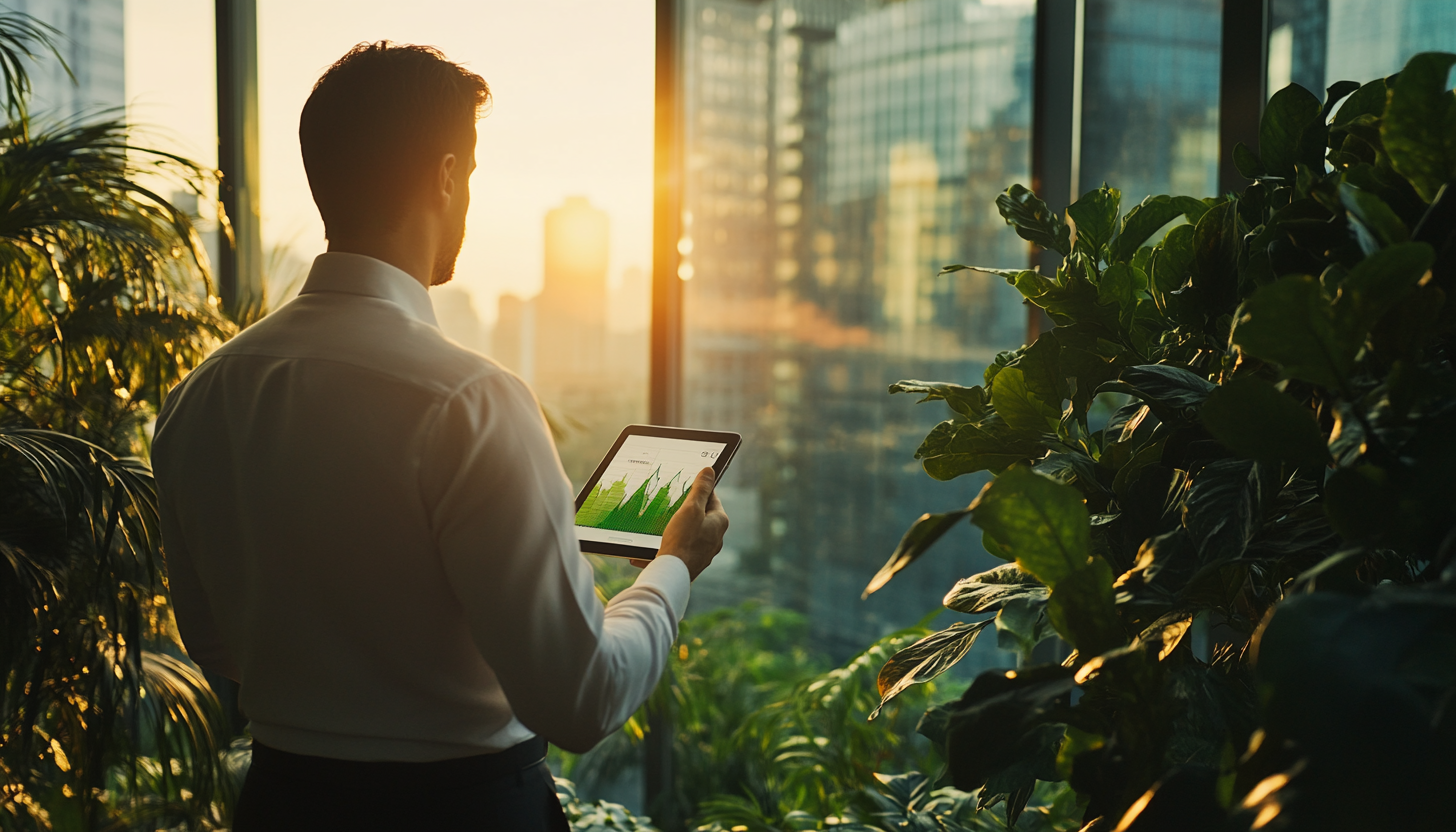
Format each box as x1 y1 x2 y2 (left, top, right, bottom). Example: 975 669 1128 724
572 424 741 560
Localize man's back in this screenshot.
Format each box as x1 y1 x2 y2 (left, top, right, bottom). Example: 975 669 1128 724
153 254 687 761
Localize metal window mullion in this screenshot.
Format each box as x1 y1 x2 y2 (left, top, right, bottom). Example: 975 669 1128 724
1217 0 1270 196
646 1 684 828
1029 0 1082 343
215 0 262 314
650 0 685 431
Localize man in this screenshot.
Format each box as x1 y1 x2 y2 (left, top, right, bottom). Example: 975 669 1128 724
152 42 728 830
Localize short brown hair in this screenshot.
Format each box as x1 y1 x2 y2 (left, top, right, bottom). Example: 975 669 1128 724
299 42 490 239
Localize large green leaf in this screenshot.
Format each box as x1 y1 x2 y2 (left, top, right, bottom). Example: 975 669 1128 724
1381 52 1456 202
871 619 992 718
862 509 971 598
1097 262 1140 323
1111 194 1208 264
991 367 1061 433
1200 377 1330 469
942 563 1050 615
1150 223 1197 299
1260 84 1325 178
916 418 1046 481
1232 275 1352 389
1339 182 1410 254
1181 459 1266 565
981 723 1067 827
995 596 1054 660
1320 80 1362 120
888 379 988 418
1332 77 1388 126
1100 364 1215 417
936 666 1076 793
1067 185 1122 261
1014 332 1067 409
1044 557 1122 655
1055 325 1130 414
1331 241 1436 340
1190 201 1241 312
974 265 1112 329
1234 141 1266 179
1249 586 1456 829
995 184 1071 255
969 466 1091 587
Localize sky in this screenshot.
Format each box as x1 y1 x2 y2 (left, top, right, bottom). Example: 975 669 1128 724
125 0 656 325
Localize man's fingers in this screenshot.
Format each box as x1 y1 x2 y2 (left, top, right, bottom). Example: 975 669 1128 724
689 467 716 510
705 490 725 515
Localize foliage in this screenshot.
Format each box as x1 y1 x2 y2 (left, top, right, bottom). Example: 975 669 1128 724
555 601 825 809
867 54 1456 831
556 601 977 830
557 778 663 832
692 769 1079 832
0 100 230 454
0 13 238 830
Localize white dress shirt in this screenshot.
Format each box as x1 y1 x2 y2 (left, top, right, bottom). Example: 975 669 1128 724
152 252 690 761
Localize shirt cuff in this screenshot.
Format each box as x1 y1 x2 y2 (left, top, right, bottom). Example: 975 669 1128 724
630 555 692 622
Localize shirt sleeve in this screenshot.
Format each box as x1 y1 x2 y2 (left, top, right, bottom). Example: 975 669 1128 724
419 369 691 753
157 479 243 682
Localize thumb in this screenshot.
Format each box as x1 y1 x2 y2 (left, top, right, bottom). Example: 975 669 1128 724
688 467 716 511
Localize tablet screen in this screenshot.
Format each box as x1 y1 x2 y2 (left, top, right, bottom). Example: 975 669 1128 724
574 433 728 550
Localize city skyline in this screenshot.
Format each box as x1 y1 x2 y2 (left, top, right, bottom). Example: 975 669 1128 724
122 0 655 328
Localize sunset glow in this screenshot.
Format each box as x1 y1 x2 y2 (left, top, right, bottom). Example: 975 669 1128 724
125 0 655 324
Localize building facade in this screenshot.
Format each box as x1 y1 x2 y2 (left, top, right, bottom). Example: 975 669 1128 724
534 196 611 397
1078 0 1223 202
8 0 125 119
680 0 1035 658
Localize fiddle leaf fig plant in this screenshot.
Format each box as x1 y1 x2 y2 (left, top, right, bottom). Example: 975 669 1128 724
865 52 1456 831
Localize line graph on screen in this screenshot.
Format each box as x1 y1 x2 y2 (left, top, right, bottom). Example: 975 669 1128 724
574 435 726 538
575 467 690 535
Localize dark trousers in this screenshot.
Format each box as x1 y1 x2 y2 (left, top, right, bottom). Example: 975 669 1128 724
233 737 570 831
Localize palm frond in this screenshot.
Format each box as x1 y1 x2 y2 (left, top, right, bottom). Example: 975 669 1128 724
0 11 69 124
0 11 239 828
0 115 233 452
0 427 232 829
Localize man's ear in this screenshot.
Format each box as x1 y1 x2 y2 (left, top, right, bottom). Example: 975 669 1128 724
437 153 459 205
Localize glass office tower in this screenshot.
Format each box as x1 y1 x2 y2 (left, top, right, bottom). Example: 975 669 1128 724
668 0 1456 657
10 0 126 118
1270 0 1456 95
681 0 1033 658
1079 0 1223 201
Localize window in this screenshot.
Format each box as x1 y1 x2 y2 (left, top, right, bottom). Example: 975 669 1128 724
680 0 1035 660
1079 0 1223 201
1270 0 1456 96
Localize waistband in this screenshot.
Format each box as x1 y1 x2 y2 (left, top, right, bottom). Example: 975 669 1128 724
248 736 548 788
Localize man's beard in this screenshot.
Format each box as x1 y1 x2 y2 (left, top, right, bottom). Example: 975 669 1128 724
431 219 466 286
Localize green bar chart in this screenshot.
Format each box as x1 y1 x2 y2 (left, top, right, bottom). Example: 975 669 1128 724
576 468 691 535
575 435 726 540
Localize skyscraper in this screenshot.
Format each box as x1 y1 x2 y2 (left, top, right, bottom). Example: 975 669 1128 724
492 293 534 382
534 196 610 398
10 0 125 119
1078 0 1222 201
681 0 1035 657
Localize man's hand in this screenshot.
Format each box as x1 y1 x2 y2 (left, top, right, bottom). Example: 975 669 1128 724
636 467 729 580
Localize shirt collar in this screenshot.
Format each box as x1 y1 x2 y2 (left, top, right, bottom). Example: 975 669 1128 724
298 252 439 328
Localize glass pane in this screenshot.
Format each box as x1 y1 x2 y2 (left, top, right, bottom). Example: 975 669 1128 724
680 0 1035 662
253 1 655 487
18 0 127 118
1270 0 1456 95
1078 0 1223 201
124 2 220 291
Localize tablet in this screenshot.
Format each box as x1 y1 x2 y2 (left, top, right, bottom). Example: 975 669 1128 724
573 425 741 560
